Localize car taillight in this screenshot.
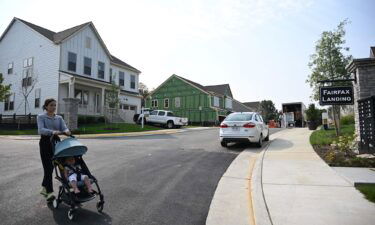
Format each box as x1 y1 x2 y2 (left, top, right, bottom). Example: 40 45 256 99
220 123 229 128
243 122 255 128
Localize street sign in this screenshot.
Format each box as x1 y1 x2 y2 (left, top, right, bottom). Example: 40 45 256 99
320 86 354 105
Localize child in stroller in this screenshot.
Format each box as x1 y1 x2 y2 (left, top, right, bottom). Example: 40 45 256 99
64 156 94 194
51 135 105 221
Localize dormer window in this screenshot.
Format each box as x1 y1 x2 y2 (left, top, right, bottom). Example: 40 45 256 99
85 37 91 49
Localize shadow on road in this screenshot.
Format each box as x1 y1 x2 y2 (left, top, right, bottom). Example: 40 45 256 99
48 204 112 225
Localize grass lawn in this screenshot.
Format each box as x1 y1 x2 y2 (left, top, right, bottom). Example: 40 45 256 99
310 124 355 146
75 123 163 134
0 123 163 135
356 184 375 203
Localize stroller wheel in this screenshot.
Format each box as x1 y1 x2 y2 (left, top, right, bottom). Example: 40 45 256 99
52 199 59 209
96 201 104 213
67 209 75 221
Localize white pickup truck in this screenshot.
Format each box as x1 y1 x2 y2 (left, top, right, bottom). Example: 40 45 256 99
139 110 188 128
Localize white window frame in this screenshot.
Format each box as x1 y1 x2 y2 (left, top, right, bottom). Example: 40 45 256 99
8 62 13 74
175 97 181 108
213 96 220 107
164 98 169 108
35 88 41 108
152 99 158 108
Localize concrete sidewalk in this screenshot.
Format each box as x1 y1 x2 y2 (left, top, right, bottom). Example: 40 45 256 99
259 128 375 225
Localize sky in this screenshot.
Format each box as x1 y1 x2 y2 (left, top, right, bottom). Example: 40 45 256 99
0 0 374 110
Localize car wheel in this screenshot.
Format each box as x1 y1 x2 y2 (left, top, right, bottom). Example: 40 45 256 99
167 121 174 129
220 141 228 147
265 132 269 141
256 134 263 148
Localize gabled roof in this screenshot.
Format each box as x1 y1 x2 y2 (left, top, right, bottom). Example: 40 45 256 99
243 101 261 111
174 75 208 92
110 55 141 73
0 17 141 73
204 84 233 98
53 22 91 43
232 99 253 112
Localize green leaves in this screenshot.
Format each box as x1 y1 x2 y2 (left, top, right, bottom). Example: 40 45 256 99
307 19 352 101
0 73 11 102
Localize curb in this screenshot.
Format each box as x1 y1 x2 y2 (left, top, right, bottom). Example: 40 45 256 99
0 127 216 140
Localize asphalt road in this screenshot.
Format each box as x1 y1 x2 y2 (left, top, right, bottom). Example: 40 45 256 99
0 128 282 225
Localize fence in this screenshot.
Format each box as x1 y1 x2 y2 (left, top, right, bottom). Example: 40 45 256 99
0 114 37 130
358 96 375 154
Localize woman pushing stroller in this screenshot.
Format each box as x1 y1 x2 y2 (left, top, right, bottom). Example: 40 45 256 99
37 98 71 201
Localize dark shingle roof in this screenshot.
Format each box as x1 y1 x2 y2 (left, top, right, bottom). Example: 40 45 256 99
204 84 233 98
243 101 261 111
16 18 56 41
110 55 141 73
53 22 90 43
232 100 253 112
6 18 141 73
174 75 208 91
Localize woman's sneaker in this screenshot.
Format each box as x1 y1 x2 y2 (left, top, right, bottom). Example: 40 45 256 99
40 187 47 197
46 193 55 202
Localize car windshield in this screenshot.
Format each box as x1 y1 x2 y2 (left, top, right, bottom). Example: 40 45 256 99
224 113 253 121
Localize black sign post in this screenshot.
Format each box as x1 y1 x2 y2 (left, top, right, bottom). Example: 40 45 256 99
319 86 354 105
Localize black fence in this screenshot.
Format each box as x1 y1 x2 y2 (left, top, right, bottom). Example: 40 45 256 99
0 114 37 130
358 96 375 154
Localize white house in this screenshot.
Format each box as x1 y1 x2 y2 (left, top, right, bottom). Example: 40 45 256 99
0 17 142 122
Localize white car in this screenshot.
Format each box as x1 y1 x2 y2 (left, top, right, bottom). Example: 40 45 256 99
146 110 189 129
219 112 269 147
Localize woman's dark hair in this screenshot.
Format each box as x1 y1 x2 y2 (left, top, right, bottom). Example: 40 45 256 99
43 98 57 110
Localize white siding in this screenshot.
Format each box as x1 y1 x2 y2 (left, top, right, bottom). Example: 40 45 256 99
119 94 141 114
0 20 60 115
60 26 110 82
110 64 139 93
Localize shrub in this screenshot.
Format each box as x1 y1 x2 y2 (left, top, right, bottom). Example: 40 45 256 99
78 116 105 125
341 114 354 125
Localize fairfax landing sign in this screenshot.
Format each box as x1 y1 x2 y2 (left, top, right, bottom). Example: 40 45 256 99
319 86 354 105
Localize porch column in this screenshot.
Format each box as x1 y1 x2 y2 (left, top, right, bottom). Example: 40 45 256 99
101 87 105 114
68 78 75 98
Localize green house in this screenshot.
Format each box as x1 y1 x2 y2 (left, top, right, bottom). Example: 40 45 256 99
145 74 236 125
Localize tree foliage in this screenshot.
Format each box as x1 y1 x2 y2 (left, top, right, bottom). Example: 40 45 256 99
259 100 278 122
0 73 11 102
307 19 352 101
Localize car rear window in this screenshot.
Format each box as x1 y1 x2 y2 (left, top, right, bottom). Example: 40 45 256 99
167 112 174 116
224 113 253 121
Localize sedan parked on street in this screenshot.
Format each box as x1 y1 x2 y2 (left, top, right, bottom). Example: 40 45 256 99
219 112 269 147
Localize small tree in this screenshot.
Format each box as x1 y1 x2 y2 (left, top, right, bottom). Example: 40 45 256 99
259 100 278 122
307 19 352 136
105 76 120 123
139 82 149 107
0 73 11 102
18 70 38 116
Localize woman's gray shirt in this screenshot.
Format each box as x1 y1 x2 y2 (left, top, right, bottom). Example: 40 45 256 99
37 113 69 136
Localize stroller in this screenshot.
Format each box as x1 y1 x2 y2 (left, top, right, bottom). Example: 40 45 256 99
50 135 105 221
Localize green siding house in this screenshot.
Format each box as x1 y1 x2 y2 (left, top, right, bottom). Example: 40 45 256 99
145 74 237 125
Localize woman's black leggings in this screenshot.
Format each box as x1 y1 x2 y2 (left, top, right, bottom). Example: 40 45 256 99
39 136 59 193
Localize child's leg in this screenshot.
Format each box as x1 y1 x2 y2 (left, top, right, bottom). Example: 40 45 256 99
69 174 80 194
83 175 93 193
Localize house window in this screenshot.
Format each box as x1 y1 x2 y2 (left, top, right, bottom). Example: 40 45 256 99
164 99 169 108
4 93 14 111
75 89 89 105
8 62 13 74
109 68 113 83
98 61 105 79
119 71 125 86
130 75 136 89
68 52 77 72
85 37 91 49
212 96 220 107
84 57 92 75
151 99 158 108
23 57 33 68
35 88 41 108
130 106 136 111
175 97 181 108
22 68 33 87
225 98 233 109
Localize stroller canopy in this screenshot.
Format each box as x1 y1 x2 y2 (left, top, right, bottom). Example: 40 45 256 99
53 137 87 158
